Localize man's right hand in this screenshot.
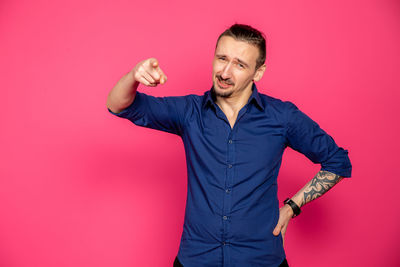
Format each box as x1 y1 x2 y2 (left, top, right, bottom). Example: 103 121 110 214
107 58 167 113
131 58 168 87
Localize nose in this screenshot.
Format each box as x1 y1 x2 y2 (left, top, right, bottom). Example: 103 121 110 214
221 62 233 79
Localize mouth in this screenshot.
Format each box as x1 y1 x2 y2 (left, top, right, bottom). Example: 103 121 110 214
216 76 234 89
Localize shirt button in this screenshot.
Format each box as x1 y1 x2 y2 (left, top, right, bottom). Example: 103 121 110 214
228 139 233 144
225 188 230 193
223 242 226 246
223 215 228 220
228 164 232 168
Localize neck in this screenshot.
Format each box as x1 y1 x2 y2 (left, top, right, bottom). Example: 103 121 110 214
215 83 253 115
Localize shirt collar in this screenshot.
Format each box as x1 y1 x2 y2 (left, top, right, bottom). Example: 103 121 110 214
202 83 265 111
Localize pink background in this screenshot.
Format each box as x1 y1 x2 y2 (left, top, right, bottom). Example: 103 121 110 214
1 0 399 266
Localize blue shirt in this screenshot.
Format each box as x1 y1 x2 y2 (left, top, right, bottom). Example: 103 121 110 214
108 83 352 267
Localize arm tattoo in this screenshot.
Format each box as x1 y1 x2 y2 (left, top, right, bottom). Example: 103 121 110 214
301 171 343 206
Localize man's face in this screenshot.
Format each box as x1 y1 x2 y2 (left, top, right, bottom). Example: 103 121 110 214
212 36 265 98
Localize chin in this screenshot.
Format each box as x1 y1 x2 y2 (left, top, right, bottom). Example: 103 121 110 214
212 83 234 98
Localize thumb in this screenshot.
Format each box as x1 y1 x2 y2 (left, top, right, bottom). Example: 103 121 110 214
273 224 281 236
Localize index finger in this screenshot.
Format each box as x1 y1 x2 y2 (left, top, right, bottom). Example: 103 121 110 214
148 58 167 84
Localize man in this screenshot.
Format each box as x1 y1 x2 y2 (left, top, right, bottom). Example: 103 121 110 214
106 24 352 267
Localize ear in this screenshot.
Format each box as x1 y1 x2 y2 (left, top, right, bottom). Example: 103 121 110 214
253 64 266 82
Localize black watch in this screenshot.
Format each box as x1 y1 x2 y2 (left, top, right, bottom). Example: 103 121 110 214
284 198 301 218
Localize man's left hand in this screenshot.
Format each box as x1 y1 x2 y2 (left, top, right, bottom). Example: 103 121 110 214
272 204 293 247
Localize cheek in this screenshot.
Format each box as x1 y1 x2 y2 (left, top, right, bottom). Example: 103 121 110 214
212 61 218 71
212 67 220 75
235 73 252 85
233 71 246 80
212 61 225 73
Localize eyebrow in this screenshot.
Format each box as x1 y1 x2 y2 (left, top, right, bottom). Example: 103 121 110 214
215 54 250 68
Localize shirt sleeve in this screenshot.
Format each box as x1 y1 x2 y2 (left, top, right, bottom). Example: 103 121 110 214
284 102 352 178
107 91 190 136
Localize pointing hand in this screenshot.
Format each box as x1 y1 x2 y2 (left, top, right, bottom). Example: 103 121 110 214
131 57 168 87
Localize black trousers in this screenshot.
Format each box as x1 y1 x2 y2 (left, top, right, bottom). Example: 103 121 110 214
173 256 289 267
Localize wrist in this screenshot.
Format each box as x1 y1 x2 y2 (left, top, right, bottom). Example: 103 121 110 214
283 198 301 218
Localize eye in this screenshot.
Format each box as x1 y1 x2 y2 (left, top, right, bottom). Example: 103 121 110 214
235 62 245 69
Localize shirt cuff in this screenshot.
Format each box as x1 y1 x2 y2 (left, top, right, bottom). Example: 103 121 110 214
320 166 352 178
107 107 129 117
107 93 141 118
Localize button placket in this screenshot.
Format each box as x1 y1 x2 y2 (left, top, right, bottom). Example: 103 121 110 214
223 130 235 260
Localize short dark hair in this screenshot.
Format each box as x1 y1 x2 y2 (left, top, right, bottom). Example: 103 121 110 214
216 23 266 70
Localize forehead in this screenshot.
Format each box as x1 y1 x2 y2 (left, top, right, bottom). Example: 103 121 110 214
215 36 259 64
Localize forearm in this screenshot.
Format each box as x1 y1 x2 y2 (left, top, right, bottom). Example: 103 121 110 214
274 170 343 241
290 170 343 208
106 70 139 113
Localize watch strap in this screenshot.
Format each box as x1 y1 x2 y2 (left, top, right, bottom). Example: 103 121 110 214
284 198 301 218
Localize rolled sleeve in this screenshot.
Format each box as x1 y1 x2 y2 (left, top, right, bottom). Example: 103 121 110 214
107 91 190 136
284 102 352 178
